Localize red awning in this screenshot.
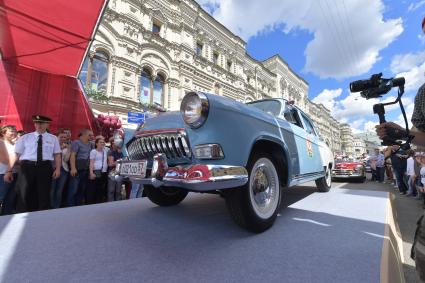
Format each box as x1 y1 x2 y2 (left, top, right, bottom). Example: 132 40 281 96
0 0 106 77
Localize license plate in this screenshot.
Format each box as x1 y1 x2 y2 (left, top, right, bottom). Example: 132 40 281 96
119 161 147 177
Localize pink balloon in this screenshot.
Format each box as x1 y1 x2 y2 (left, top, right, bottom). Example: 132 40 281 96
98 114 105 119
103 120 111 126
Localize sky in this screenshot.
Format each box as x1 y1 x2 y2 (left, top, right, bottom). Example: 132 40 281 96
197 0 425 134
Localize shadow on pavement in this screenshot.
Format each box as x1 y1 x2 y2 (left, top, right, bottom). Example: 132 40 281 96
0 188 395 283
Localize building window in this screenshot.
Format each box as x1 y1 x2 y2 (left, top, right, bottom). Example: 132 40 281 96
195 42 203 56
140 69 152 104
213 52 219 65
152 22 161 35
139 69 164 107
153 74 164 106
227 60 232 72
214 83 220 95
80 50 109 92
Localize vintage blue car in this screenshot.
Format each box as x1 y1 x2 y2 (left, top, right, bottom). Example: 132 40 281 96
117 92 334 233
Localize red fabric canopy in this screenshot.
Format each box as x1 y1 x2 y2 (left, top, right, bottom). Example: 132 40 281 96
0 0 105 76
0 61 98 137
0 0 107 135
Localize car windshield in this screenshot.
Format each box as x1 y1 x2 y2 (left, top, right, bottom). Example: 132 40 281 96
247 100 281 116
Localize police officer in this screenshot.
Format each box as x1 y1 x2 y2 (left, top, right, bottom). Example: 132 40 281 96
14 115 61 211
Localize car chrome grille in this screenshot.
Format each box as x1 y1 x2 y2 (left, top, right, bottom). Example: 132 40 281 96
333 169 353 175
127 129 192 161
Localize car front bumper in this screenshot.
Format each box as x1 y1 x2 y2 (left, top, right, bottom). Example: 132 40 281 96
118 154 248 192
332 173 365 178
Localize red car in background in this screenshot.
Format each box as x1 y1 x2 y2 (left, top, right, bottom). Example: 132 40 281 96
332 158 366 183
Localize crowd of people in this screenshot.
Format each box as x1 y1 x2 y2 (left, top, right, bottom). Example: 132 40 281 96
365 146 425 208
0 116 131 215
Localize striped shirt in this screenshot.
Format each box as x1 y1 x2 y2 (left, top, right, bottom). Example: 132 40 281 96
412 83 425 131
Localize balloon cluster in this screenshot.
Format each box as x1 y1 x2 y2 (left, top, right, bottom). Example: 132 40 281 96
96 114 122 140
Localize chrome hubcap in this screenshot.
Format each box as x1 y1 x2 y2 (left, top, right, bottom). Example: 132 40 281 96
249 158 279 219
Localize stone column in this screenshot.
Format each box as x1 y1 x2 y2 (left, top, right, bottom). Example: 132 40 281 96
168 78 181 111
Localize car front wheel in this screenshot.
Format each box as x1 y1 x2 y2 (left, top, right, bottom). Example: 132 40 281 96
144 186 188 206
225 152 282 233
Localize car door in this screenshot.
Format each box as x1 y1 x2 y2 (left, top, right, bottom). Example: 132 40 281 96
299 111 323 172
278 103 323 180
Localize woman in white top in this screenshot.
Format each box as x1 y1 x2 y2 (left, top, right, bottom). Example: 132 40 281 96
88 137 108 204
0 125 18 214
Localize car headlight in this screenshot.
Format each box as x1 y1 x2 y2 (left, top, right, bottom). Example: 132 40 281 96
354 165 363 171
180 92 209 128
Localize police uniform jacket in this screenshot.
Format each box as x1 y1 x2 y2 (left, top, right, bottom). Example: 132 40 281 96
15 131 61 161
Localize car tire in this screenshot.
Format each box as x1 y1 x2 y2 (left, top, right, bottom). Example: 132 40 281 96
144 186 188 206
315 166 331 192
225 152 282 233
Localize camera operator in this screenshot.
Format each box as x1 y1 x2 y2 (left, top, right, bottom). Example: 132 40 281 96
374 17 425 283
376 19 425 147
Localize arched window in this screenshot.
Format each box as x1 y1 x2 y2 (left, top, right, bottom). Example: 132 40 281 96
139 69 164 106
80 50 109 92
153 74 164 106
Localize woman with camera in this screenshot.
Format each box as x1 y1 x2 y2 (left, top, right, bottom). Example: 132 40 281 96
87 137 108 204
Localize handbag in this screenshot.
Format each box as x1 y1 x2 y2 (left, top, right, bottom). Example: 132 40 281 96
93 170 102 178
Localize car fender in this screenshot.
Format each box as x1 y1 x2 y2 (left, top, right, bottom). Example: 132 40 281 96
248 134 291 186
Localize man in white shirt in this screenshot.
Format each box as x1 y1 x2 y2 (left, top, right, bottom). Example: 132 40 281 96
406 150 417 196
14 115 61 212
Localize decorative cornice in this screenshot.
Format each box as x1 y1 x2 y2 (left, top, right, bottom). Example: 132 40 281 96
112 57 140 72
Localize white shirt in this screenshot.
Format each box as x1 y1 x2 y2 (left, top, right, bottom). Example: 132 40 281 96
90 148 108 172
15 131 61 161
61 147 71 172
421 167 425 186
406 157 415 176
0 141 17 174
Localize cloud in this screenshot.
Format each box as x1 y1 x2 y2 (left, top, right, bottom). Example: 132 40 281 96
408 0 425 12
350 118 382 134
364 121 378 132
312 87 414 133
200 0 403 79
312 88 342 113
390 51 425 73
397 61 425 92
350 118 367 133
391 49 425 93
394 103 415 128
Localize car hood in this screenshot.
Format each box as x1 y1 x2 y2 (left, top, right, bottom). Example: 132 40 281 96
137 111 185 132
335 162 363 169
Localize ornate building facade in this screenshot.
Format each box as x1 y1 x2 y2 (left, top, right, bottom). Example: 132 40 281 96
81 0 345 152
353 138 367 156
340 123 354 155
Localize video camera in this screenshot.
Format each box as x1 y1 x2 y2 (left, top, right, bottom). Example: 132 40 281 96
349 73 412 149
